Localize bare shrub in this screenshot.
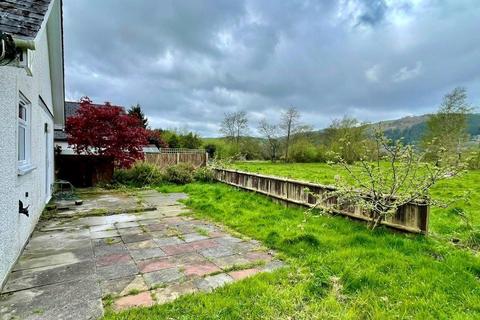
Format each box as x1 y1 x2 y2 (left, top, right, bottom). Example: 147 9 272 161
311 130 466 229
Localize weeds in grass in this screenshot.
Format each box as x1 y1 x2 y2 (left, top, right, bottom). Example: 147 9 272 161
32 309 44 315
102 294 115 308
465 229 480 250
448 206 480 250
224 260 266 273
150 290 157 302
139 224 148 233
166 227 185 240
87 208 109 216
105 238 117 245
194 227 209 237
207 261 267 278
127 289 142 296
39 206 58 221
150 283 167 290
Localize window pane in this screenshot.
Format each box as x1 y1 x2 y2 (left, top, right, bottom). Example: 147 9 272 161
19 105 26 121
18 126 25 161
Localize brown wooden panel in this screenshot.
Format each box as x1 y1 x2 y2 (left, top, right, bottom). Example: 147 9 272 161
213 168 428 234
144 152 207 169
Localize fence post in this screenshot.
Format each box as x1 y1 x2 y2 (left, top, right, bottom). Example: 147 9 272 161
176 153 179 164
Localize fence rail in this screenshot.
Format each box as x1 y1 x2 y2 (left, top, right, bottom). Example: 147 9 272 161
158 148 206 154
213 168 429 234
144 152 207 168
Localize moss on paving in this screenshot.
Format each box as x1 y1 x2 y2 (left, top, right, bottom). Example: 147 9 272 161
40 203 157 221
102 182 480 320
42 187 157 221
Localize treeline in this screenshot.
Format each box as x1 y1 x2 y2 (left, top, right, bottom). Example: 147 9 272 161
128 104 202 149
203 106 367 163
206 110 374 163
207 107 318 162
128 87 479 168
207 87 479 167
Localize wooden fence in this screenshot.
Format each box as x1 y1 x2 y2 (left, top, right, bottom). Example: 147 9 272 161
144 150 207 169
158 148 206 154
213 168 429 234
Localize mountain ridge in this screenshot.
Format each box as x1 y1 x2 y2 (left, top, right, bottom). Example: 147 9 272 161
375 113 480 143
203 114 480 145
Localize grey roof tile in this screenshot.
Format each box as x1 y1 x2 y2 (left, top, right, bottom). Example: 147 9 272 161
65 101 126 118
0 0 53 40
54 129 67 141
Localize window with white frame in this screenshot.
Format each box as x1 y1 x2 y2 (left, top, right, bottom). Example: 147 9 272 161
18 93 31 169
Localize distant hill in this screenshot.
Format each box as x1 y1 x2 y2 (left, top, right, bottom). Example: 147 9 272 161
304 114 480 145
378 114 480 144
203 114 480 146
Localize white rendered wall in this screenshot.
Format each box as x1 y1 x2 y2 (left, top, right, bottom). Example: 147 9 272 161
0 26 55 287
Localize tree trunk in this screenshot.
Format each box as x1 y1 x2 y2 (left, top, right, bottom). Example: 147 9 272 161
285 121 291 162
236 127 240 148
271 142 276 162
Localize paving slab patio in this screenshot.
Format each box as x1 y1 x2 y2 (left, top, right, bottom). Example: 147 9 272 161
0 190 285 319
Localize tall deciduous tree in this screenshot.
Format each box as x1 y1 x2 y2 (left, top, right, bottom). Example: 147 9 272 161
280 107 300 162
162 131 180 148
66 97 148 168
128 103 148 129
422 87 473 161
324 116 370 164
220 111 249 147
179 132 202 149
258 119 281 162
160 130 202 149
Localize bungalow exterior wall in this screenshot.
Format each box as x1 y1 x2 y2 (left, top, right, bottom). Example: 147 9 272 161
0 17 58 286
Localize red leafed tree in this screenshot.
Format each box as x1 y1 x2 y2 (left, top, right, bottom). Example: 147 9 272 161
66 97 148 168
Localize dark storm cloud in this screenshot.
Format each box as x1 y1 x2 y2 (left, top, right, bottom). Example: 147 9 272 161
357 0 388 26
64 0 480 136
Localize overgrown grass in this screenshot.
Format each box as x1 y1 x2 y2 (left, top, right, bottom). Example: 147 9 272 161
104 182 480 320
230 161 480 245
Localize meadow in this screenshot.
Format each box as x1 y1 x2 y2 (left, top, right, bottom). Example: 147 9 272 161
230 161 480 246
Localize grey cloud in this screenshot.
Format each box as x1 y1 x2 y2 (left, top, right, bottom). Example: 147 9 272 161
392 62 423 83
357 0 388 26
64 0 480 136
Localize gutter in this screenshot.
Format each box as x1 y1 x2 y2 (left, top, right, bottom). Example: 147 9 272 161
0 33 35 73
13 37 36 51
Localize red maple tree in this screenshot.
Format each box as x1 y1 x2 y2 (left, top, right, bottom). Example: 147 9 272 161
66 97 148 168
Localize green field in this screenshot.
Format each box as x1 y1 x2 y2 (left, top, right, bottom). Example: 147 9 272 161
104 182 480 319
230 161 480 245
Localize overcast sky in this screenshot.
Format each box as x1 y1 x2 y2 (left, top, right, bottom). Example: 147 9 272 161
64 0 480 137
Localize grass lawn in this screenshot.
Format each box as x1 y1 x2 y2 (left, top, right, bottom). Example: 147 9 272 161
230 161 480 245
104 182 480 320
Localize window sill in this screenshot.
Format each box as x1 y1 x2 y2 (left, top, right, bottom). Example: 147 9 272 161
17 164 36 176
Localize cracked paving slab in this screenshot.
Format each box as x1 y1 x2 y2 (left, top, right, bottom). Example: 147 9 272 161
0 190 285 319
0 276 102 320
